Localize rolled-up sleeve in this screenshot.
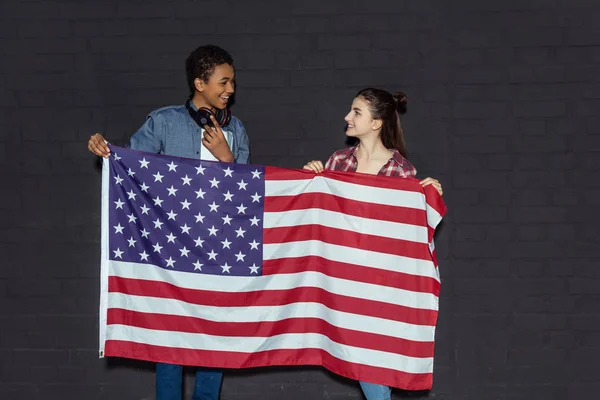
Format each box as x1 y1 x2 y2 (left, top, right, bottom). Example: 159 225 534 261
129 114 164 154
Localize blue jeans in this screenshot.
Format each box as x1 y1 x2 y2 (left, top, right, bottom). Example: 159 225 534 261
156 362 223 400
359 381 391 400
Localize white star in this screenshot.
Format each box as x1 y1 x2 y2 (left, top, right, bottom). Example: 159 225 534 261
195 188 206 199
221 263 232 273
181 175 192 186
251 192 262 203
249 216 260 226
223 167 234 177
237 179 248 190
179 247 190 258
195 165 206 175
195 212 205 223
127 168 135 177
209 177 220 188
193 260 203 271
139 158 149 169
153 196 163 207
166 233 177 243
222 215 232 225
235 251 246 262
249 240 260 250
139 251 149 261
127 214 137 223
208 225 218 236
221 238 231 249
139 182 149 192
153 219 163 230
167 161 178 171
223 191 234 201
180 199 191 210
165 257 176 268
235 227 246 238
209 202 220 212
249 264 260 274
127 190 137 200
236 204 247 214
251 169 262 179
153 172 164 182
167 186 178 196
114 199 124 209
166 210 178 220
113 248 123 259
153 242 163 253
113 152 121 161
114 175 124 185
140 204 150 215
127 237 136 247
180 224 191 234
140 228 150 238
194 236 204 247
114 224 124 234
207 250 218 260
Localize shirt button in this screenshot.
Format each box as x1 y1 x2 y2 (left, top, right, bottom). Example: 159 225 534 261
196 151 199 154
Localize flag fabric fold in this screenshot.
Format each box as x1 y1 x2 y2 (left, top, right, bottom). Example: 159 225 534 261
99 145 447 390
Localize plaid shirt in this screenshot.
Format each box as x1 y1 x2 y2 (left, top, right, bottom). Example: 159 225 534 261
324 146 417 178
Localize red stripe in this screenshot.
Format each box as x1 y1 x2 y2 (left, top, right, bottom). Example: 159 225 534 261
264 165 312 181
107 308 434 358
264 225 432 261
318 171 424 192
104 341 433 391
108 276 438 326
265 166 425 193
263 256 440 296
264 192 426 226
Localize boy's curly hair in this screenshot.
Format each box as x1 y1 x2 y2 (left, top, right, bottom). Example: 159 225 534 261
185 45 234 95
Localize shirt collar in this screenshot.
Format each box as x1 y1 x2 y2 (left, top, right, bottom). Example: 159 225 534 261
343 145 405 165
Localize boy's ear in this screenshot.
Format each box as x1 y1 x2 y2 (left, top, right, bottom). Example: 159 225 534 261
194 78 205 93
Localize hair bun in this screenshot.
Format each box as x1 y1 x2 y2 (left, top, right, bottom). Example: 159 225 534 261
393 91 408 115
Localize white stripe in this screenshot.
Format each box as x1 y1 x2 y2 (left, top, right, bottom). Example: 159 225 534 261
264 208 428 244
263 241 439 281
110 261 439 311
266 176 426 210
107 292 436 341
105 325 434 373
99 156 110 356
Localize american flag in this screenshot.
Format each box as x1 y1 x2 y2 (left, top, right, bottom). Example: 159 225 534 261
99 145 446 390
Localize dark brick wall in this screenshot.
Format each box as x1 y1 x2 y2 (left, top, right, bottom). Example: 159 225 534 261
1 0 599 399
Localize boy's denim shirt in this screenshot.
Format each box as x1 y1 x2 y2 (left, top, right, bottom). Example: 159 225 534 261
128 101 250 164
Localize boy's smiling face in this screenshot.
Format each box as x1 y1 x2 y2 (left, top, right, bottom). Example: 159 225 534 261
194 63 235 111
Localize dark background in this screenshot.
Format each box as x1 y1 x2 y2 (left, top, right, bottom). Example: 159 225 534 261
1 0 599 399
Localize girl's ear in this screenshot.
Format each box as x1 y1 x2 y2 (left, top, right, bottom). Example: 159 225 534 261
372 119 383 131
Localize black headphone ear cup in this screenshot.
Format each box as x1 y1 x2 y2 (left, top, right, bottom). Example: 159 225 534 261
196 108 215 127
186 99 210 127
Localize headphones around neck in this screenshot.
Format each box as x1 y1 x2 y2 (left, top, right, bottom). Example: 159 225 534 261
185 97 231 129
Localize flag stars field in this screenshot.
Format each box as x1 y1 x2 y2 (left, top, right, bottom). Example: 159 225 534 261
106 148 265 276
